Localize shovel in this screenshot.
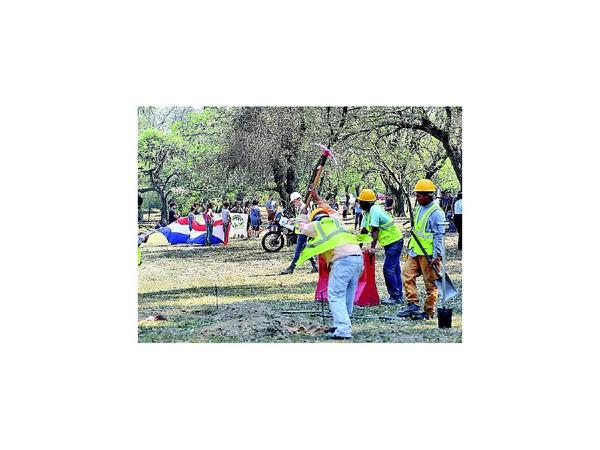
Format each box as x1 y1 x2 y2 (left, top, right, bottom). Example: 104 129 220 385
434 221 459 304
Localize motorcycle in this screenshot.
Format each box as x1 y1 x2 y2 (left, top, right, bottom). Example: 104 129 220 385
261 211 298 252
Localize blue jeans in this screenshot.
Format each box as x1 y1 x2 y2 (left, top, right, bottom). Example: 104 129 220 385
290 234 315 267
205 223 213 245
383 238 403 300
328 254 364 337
354 213 363 230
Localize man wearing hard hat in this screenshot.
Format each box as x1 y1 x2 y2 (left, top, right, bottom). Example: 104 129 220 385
357 188 405 305
280 191 319 275
296 189 372 340
396 179 446 320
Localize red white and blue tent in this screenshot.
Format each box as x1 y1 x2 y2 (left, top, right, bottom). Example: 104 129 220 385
159 214 225 245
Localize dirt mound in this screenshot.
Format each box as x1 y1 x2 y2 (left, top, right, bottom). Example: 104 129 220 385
196 303 320 340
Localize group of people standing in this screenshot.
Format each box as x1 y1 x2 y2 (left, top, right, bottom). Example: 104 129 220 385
168 201 232 246
439 190 463 250
165 195 278 243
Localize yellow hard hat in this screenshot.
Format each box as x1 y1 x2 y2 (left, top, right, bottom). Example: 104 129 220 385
357 188 376 202
309 207 329 221
414 179 436 192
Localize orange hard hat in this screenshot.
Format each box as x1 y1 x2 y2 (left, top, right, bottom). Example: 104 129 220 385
309 207 330 221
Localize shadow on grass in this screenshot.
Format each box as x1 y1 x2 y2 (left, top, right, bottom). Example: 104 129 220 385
138 280 317 303
144 243 292 263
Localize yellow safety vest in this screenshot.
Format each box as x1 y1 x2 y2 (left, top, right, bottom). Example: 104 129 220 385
297 217 372 265
363 205 403 247
408 203 443 256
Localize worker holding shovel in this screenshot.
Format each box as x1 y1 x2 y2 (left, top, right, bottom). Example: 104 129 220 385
396 179 446 320
296 189 372 340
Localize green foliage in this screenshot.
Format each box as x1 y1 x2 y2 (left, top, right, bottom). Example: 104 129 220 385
433 159 461 193
138 106 463 210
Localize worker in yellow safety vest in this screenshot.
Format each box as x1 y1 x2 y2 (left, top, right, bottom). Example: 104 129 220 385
296 189 372 340
357 188 405 305
396 179 446 320
137 232 150 266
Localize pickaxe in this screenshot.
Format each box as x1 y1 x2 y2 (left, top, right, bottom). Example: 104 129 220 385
304 144 337 205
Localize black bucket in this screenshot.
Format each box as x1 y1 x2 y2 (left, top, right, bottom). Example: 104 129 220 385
437 308 453 328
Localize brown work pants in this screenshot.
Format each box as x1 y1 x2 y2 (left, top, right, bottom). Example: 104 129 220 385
402 255 439 317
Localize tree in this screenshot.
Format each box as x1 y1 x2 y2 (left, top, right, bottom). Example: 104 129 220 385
137 105 463 219
339 106 463 187
225 107 312 207
138 128 187 225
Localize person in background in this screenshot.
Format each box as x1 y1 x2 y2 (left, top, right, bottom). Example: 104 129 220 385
353 200 363 231
203 203 215 246
280 192 318 275
384 195 394 213
221 202 231 246
440 191 452 216
138 192 144 223
243 201 251 238
358 188 405 305
453 191 462 251
250 199 262 239
330 197 338 212
342 202 349 220
265 194 276 223
187 205 196 232
296 189 371 340
168 202 179 224
138 231 150 266
396 179 446 320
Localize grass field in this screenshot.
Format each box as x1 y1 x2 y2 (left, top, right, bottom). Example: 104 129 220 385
138 217 462 343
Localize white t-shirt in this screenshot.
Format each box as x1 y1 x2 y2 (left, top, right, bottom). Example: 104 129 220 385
454 199 463 214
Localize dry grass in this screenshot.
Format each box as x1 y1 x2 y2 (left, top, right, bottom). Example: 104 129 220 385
138 217 462 343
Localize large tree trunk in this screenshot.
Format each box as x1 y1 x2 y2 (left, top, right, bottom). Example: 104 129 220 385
271 157 298 209
380 174 406 217
158 190 168 226
389 185 405 217
444 142 462 187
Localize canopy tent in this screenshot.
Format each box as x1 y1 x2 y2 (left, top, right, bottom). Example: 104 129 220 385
145 232 169 246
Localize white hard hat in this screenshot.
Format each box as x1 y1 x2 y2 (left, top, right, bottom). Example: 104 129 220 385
290 192 301 201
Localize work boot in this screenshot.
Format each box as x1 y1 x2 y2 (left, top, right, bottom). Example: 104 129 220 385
411 311 431 320
280 265 295 275
325 332 352 340
395 302 421 318
381 296 403 305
